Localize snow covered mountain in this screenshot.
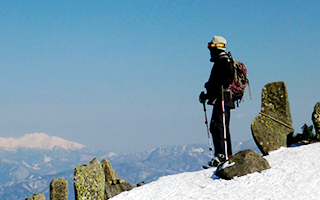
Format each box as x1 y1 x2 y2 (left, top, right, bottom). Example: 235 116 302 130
0 135 107 199
0 133 260 199
111 142 320 200
0 133 86 151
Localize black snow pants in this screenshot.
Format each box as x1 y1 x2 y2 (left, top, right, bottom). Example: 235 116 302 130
210 101 232 157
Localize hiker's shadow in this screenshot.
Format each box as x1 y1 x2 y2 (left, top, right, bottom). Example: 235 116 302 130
210 170 220 180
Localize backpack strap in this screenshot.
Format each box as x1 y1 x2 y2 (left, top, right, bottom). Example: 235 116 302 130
225 51 238 89
247 78 252 100
218 52 230 60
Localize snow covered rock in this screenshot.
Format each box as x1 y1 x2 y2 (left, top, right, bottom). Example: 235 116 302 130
251 81 294 155
215 149 270 180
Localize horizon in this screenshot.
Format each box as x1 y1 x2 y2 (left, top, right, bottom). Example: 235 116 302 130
0 132 257 154
1 1 319 153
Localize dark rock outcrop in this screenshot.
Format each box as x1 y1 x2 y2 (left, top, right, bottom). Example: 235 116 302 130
215 149 270 180
251 81 294 155
103 158 136 199
74 158 105 200
137 181 145 187
102 158 119 182
25 193 46 200
50 178 68 200
105 179 136 199
312 102 320 136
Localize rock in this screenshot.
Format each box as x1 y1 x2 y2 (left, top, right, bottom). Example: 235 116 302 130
102 159 136 199
312 102 320 136
74 157 105 200
105 179 136 199
215 149 270 180
50 178 68 200
251 81 294 155
102 158 119 182
137 181 145 187
25 193 46 200
287 132 296 147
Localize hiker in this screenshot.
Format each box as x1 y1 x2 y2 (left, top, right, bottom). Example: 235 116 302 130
199 36 235 167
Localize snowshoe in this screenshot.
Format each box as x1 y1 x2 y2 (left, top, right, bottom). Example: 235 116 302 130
206 154 226 168
202 165 212 169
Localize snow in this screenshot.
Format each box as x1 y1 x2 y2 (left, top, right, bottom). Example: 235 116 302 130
22 161 40 170
217 160 235 170
44 154 53 163
111 142 320 200
0 132 86 151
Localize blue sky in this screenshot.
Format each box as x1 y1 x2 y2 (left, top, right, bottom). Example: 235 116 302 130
0 1 319 153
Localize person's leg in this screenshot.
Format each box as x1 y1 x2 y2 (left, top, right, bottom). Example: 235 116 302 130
210 104 224 156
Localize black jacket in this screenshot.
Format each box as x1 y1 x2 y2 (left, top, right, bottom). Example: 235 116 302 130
205 52 235 109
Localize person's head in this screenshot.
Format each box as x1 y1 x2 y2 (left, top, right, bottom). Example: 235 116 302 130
208 36 227 62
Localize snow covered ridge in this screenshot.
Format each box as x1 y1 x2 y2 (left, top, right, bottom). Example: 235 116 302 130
0 133 86 151
111 142 320 200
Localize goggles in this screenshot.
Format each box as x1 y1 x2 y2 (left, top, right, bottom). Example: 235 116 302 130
207 42 226 49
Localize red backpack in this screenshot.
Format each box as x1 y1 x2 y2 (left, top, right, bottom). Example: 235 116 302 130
226 52 251 105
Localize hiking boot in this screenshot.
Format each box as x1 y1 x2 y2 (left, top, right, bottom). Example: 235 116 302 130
208 154 226 167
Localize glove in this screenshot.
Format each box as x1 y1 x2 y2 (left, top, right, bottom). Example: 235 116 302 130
199 91 208 104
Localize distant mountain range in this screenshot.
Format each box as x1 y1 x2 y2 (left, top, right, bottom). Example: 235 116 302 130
0 133 259 199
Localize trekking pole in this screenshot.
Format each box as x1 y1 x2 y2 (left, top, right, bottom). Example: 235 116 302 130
202 101 214 159
221 86 228 160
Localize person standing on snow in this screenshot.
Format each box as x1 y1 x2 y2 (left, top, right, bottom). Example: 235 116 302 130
199 36 235 167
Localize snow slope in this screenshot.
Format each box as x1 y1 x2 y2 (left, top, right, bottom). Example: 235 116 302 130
111 142 320 200
0 133 86 151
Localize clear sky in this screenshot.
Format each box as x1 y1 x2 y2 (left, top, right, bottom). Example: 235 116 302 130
1 1 319 153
